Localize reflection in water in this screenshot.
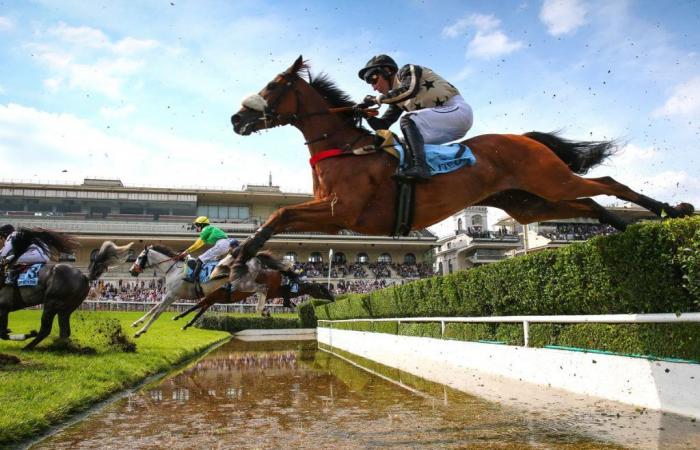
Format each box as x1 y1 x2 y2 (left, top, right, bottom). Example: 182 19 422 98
33 340 699 449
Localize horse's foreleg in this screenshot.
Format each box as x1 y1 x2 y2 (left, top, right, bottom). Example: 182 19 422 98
236 199 347 273
132 302 161 327
134 295 176 338
24 309 57 350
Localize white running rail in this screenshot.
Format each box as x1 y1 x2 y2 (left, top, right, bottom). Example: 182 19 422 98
318 312 700 347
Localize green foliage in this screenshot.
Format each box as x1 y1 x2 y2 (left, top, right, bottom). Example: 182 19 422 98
197 314 300 332
315 217 700 360
0 310 228 446
297 299 333 328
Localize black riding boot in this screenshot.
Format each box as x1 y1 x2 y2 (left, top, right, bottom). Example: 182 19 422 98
397 116 430 182
184 258 203 282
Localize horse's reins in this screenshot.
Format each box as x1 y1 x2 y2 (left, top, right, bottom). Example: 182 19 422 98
136 247 179 276
252 72 378 146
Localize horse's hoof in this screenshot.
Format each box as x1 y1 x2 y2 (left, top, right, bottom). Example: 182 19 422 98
131 323 138 328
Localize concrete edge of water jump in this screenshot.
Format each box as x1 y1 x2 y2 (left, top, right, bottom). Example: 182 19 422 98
18 335 232 450
233 328 317 341
317 327 700 420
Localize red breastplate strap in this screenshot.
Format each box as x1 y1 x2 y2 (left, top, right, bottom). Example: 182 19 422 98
309 149 345 167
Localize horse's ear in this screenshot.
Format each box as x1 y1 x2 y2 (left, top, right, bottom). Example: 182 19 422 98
289 55 304 74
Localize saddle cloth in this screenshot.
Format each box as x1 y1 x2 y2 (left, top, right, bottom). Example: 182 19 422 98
375 129 476 175
5 263 45 286
183 258 218 283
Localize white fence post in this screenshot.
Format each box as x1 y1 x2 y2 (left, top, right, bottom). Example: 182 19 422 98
523 320 529 347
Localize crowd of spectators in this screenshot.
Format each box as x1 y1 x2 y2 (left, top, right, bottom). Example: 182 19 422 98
88 279 166 302
539 224 618 241
83 260 435 302
462 226 518 239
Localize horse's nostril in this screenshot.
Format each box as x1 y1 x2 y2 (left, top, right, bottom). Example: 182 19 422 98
231 114 240 125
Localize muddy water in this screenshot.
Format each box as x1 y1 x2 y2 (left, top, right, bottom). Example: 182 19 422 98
32 339 699 449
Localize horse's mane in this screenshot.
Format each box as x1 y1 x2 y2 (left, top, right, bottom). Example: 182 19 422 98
150 244 178 257
12 227 79 260
298 65 370 130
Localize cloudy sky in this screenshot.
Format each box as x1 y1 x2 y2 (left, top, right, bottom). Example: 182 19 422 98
0 0 699 235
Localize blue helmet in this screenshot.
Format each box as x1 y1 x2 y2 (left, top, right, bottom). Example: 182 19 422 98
229 238 240 248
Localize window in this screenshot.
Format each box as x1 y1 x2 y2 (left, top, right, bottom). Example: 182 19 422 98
332 252 346 264
404 253 416 264
472 215 483 227
378 253 392 263
438 262 443 275
309 252 323 263
284 252 297 263
457 218 463 230
356 252 369 263
197 205 250 221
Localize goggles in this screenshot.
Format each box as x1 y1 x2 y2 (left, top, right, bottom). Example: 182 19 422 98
363 68 383 85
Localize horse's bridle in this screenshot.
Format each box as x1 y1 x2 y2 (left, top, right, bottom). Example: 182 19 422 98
132 246 178 275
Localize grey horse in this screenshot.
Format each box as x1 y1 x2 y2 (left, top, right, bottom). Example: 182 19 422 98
128 245 288 337
0 236 133 349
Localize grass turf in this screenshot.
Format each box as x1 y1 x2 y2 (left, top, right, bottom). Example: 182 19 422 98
0 310 230 446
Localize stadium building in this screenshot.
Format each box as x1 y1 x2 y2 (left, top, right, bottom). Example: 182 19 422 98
0 178 438 282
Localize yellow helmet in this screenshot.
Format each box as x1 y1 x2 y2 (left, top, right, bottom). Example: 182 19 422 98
193 216 210 225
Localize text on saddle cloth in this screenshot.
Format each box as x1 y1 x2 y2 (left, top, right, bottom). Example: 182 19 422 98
5 263 45 286
183 259 218 283
374 129 477 175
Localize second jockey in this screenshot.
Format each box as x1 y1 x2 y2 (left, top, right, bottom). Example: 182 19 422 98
177 216 231 282
357 54 474 182
0 224 51 284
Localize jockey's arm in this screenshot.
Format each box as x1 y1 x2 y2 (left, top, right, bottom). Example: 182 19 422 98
0 238 12 258
376 64 423 105
184 238 206 255
367 104 402 131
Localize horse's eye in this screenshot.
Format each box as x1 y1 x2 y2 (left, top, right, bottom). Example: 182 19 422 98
266 82 278 91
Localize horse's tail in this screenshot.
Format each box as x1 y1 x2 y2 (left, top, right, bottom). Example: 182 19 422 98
88 241 134 281
255 250 293 274
12 227 80 260
523 131 617 175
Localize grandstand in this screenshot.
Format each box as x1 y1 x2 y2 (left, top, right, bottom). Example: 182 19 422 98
0 178 438 296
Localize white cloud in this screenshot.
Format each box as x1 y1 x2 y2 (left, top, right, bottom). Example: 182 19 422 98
0 103 312 192
468 30 523 59
540 0 587 36
611 143 658 166
100 104 136 119
653 76 700 117
442 14 499 38
0 16 12 32
27 23 159 99
443 14 523 60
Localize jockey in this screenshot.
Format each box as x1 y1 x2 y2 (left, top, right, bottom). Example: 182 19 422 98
0 224 51 283
357 54 474 182
176 216 231 282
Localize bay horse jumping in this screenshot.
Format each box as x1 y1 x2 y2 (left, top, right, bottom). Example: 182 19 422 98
172 266 334 329
0 235 132 349
228 56 694 276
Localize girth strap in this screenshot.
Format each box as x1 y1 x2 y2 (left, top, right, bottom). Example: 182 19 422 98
392 181 415 237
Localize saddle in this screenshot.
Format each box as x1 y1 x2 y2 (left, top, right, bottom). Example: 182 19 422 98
372 130 476 176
